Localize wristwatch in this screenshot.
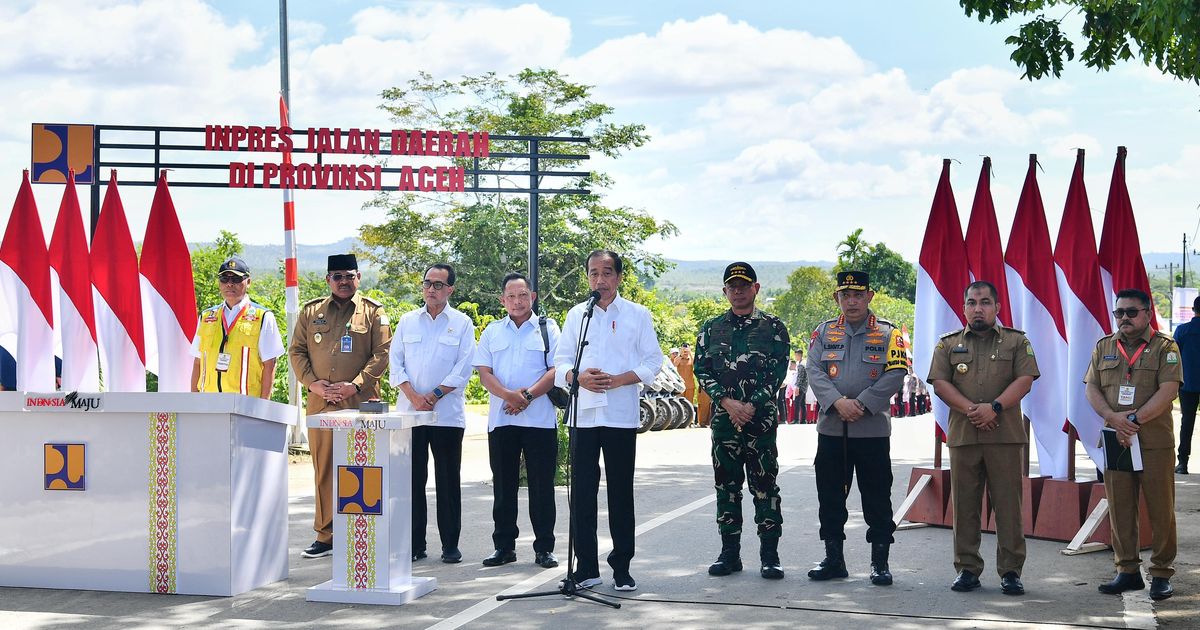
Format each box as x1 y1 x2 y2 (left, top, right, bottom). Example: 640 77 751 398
1127 412 1140 425
990 400 1003 415
433 387 446 399
521 390 534 402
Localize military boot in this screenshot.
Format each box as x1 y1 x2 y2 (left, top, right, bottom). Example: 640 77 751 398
708 533 743 576
1176 455 1189 475
870 543 893 586
807 539 849 580
760 536 784 579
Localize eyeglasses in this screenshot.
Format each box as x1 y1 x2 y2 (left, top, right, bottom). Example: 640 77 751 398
218 274 246 284
422 280 449 290
328 272 358 282
1112 307 1147 319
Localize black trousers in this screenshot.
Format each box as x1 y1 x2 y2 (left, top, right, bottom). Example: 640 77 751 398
570 426 637 578
412 425 464 553
489 425 558 552
814 433 896 544
1180 390 1198 460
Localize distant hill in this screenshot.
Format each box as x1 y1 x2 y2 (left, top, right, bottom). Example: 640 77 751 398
653 259 834 297
187 237 370 275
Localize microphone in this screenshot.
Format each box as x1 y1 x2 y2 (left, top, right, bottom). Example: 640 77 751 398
584 290 602 316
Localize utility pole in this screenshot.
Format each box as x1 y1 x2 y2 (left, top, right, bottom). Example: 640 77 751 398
1157 262 1176 328
1183 233 1189 289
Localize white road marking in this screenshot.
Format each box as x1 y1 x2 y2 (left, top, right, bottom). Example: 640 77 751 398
1121 589 1157 629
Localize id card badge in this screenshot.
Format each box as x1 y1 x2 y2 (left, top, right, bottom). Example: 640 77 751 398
215 352 232 372
340 335 353 353
1118 385 1136 406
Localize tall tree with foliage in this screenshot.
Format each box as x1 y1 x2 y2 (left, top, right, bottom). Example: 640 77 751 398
361 69 677 321
960 0 1200 82
832 230 917 301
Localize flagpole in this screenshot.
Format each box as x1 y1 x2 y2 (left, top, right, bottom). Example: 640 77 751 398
280 0 304 444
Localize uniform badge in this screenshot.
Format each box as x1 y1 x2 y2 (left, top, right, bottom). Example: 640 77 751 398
829 364 840 378
936 341 944 350
956 363 968 374
868 354 881 361
1025 341 1035 356
869 368 879 379
314 332 323 343
825 352 839 360
1167 352 1179 364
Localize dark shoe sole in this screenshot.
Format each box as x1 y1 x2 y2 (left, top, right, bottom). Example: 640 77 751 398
807 568 849 580
1098 583 1144 594
761 568 784 580
1002 587 1025 596
482 555 517 567
951 581 981 592
536 558 559 569
871 575 893 586
708 561 744 576
1150 590 1173 601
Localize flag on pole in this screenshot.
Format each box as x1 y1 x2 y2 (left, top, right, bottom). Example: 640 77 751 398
48 170 99 391
1098 146 1156 325
1004 154 1069 478
0 171 56 391
964 156 1014 326
91 171 146 391
1053 149 1109 469
281 94 303 440
915 159 969 437
140 172 197 392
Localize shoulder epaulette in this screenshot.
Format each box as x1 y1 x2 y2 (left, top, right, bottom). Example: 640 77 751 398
1001 326 1026 335
1154 330 1174 341
939 330 961 339
875 318 895 328
303 297 325 307
362 296 383 307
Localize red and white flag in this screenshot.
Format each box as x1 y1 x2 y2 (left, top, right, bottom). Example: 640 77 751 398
48 170 99 391
0 171 56 391
1098 146 1156 323
1054 149 1109 469
140 172 197 392
964 156 1014 326
915 159 969 436
91 171 146 391
1004 155 1069 478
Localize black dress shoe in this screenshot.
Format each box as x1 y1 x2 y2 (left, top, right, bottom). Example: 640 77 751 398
535 551 559 568
1000 571 1025 596
1176 463 1189 474
951 570 981 592
482 549 516 566
1149 577 1174 600
413 549 427 561
301 540 333 558
441 547 463 563
1098 572 1145 594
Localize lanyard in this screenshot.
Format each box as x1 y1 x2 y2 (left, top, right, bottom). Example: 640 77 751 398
220 303 250 350
1115 341 1148 381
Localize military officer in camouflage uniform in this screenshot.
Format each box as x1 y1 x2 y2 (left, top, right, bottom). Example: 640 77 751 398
695 262 790 580
928 281 1039 596
805 271 909 586
289 254 392 559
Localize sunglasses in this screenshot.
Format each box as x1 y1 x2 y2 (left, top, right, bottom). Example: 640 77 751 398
328 272 358 282
421 280 449 290
1112 307 1147 319
218 274 246 284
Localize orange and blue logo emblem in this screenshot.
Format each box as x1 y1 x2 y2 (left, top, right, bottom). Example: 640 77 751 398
44 443 86 490
31 123 95 184
337 465 383 515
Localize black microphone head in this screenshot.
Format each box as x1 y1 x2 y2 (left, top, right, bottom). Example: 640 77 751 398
588 290 601 302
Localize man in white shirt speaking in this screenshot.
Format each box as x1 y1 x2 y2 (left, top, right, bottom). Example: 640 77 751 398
554 250 664 592
389 263 476 563
474 272 562 569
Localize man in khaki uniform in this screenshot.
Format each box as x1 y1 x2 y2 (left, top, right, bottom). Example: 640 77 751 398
1085 288 1180 601
928 281 1038 596
289 254 392 559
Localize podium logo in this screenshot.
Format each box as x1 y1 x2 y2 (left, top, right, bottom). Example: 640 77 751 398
45 443 86 490
337 465 382 515
24 392 103 412
31 123 95 184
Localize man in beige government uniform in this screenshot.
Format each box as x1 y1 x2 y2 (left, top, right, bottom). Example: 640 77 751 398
289 254 392 559
1085 288 1180 601
928 281 1038 596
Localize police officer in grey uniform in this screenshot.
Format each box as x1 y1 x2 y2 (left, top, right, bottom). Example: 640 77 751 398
805 271 909 585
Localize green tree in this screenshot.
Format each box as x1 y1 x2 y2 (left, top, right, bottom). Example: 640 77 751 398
831 231 917 301
773 266 838 344
836 228 869 266
361 69 677 320
960 0 1200 82
190 230 243 311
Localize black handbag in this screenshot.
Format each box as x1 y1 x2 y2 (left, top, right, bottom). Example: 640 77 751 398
539 316 571 409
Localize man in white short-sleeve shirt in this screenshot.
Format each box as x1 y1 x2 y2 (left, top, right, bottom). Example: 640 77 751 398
474 272 562 569
554 250 663 592
389 263 476 563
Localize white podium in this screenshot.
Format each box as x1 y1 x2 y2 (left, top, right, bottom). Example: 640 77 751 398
0 391 296 596
305 409 437 605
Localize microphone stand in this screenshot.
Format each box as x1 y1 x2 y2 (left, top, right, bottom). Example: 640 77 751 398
497 296 620 608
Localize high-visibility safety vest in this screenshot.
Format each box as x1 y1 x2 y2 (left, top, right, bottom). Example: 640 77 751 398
195 301 269 396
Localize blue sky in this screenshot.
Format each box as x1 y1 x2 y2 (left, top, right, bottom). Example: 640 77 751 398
2 0 1198 263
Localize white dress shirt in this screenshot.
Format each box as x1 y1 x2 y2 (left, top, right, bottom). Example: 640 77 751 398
554 294 664 429
474 315 560 431
389 304 476 428
189 295 285 360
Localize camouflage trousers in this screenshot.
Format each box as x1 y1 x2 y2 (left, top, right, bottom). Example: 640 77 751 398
711 415 782 538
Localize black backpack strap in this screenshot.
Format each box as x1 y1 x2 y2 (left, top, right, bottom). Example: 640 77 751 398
538 316 551 369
